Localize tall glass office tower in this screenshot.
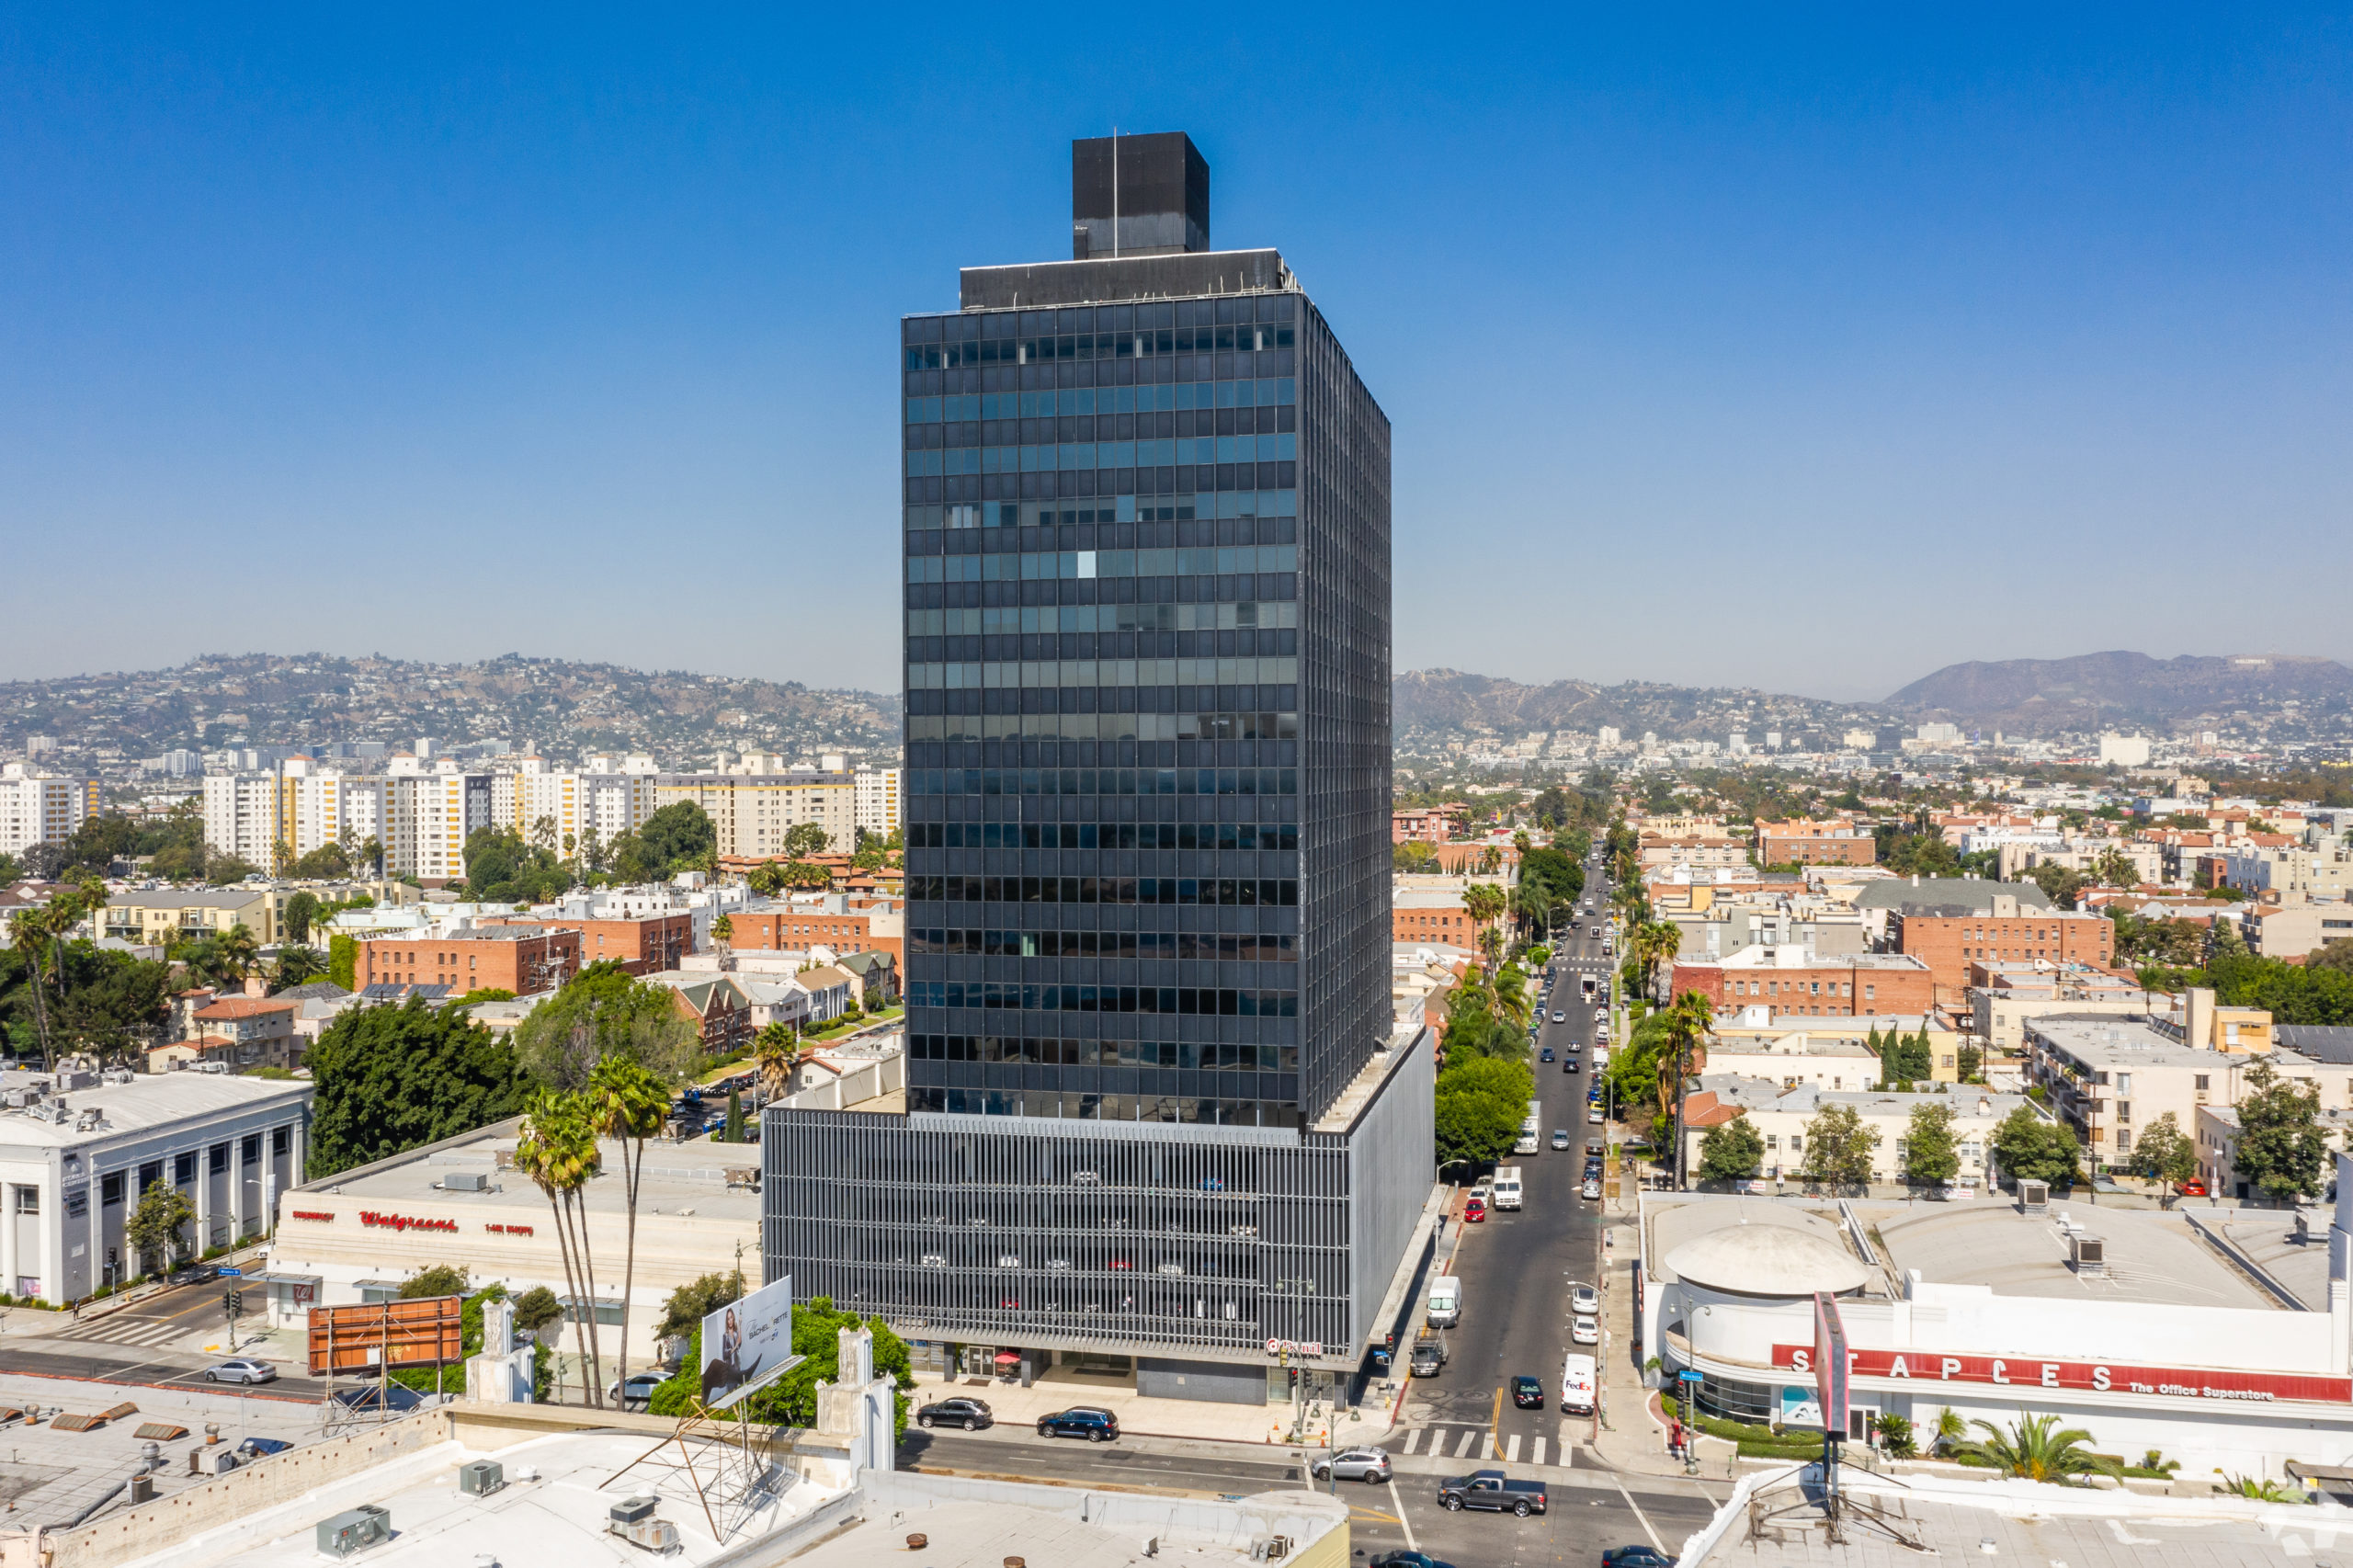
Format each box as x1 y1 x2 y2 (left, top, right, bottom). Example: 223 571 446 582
767 134 1430 1406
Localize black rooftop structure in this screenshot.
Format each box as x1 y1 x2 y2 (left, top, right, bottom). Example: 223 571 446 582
1072 131 1211 259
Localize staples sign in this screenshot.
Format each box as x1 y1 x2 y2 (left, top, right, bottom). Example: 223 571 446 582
1772 1344 2350 1405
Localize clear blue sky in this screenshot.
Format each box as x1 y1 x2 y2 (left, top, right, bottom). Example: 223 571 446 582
5 6 2347 701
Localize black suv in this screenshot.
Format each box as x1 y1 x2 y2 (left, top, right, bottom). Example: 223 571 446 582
915 1396 994 1430
1037 1406 1120 1442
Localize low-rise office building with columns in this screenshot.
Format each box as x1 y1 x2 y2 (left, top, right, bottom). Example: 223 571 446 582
0 1068 312 1303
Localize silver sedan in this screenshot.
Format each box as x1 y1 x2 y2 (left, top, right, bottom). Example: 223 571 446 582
1313 1447 1396 1483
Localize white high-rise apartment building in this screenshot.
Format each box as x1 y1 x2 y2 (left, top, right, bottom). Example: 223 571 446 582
384 756 497 881
854 767 903 843
200 773 278 869
509 755 658 860
0 764 97 857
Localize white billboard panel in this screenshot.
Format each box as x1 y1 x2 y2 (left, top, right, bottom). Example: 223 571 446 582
699 1274 793 1411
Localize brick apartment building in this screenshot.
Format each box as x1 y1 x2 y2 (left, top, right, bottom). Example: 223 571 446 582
1392 805 1467 845
1756 818 1876 866
1393 887 1475 946
357 926 583 994
1890 908 2116 994
491 913 692 975
723 901 904 963
1669 948 1934 1018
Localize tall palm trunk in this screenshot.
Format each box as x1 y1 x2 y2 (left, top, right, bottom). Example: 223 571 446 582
566 1184 606 1404
536 1178 592 1403
613 1134 644 1396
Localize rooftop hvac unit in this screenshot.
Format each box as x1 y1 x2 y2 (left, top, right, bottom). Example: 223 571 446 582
2018 1179 2050 1212
457 1460 505 1496
608 1496 658 1528
608 1496 679 1553
2068 1234 2106 1275
316 1505 392 1558
101 1069 134 1086
442 1171 488 1193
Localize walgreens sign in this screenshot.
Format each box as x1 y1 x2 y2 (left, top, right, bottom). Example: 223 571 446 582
1773 1344 2350 1405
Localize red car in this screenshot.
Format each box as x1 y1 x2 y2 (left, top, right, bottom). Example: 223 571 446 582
1464 1197 1488 1222
2175 1180 2208 1198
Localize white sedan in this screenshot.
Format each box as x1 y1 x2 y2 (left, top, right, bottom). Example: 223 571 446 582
1570 1316 1600 1345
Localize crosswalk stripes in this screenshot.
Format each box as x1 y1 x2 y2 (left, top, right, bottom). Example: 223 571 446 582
1504 1434 1521 1463
1455 1428 1479 1458
1531 1436 1546 1467
1403 1428 1424 1455
46 1315 185 1348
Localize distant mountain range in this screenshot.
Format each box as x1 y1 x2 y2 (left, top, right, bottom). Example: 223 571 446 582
0 653 901 771
1393 651 2353 750
1881 652 2353 731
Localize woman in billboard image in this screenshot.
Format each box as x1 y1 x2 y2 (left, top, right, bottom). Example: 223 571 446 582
701 1305 746 1405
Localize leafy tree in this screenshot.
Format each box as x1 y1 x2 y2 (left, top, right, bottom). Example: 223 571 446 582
780 821 830 860
282 892 321 943
512 1284 565 1335
1696 1114 1765 1182
2204 950 2353 1026
638 801 719 876
308 996 530 1176
55 950 170 1063
655 1269 746 1341
1799 1103 1881 1188
398 1264 472 1299
1991 1106 2082 1188
126 1180 195 1272
2233 1061 2328 1202
2125 1111 2198 1196
290 844 352 880
460 827 573 903
647 1297 914 1438
1899 1101 1961 1187
1434 1054 1531 1170
513 962 701 1090
2310 938 2353 976
1957 1040 1984 1082
1952 1413 2105 1482
273 945 326 989
328 934 358 991
2026 862 2086 911
1392 841 1439 873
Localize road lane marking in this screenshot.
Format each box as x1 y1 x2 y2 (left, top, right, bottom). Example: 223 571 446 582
1404 1428 1423 1454
1505 1434 1520 1462
1611 1473 1667 1552
1386 1476 1419 1552
1532 1436 1546 1466
1455 1429 1478 1458
1489 1384 1504 1437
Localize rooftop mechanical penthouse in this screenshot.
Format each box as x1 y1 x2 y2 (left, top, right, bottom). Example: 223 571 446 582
765 133 1427 1405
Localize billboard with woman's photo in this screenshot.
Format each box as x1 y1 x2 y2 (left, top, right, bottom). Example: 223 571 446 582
699 1274 794 1410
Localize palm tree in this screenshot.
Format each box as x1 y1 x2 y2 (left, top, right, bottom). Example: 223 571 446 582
585 1057 674 1402
1462 882 1507 961
517 1090 606 1405
754 1021 803 1104
274 945 327 989
214 924 261 987
1950 1413 2104 1483
10 909 59 1071
1659 990 1714 1186
709 913 734 971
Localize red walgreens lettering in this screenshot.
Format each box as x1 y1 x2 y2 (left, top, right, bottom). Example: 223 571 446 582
357 1210 459 1233
485 1223 534 1236
290 1210 335 1222
1772 1344 2348 1404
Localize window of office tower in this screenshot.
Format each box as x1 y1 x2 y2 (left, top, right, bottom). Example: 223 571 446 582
898 297 1307 1130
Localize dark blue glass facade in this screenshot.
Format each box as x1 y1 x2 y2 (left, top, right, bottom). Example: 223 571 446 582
900 289 1389 1129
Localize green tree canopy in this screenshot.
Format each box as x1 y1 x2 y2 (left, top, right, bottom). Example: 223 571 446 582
512 961 702 1090
460 827 574 903
1899 1101 1961 1187
127 1179 195 1270
1799 1103 1881 1188
635 801 718 877
1434 1053 1532 1171
309 996 531 1176
1991 1106 2082 1188
1696 1114 1765 1182
2125 1111 2199 1192
398 1264 472 1299
2233 1061 2328 1202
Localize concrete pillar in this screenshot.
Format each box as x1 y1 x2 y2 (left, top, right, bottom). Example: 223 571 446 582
194 1148 211 1253
1 1182 17 1296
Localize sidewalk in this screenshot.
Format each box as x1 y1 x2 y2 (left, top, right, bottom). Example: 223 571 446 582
904 1364 1374 1446
1584 1213 1737 1483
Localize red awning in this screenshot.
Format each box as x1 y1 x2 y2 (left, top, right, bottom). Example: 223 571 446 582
993 1351 1020 1365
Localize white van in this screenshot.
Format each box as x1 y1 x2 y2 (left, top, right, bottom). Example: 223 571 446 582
1427 1275 1462 1328
1493 1166 1524 1211
1560 1352 1597 1415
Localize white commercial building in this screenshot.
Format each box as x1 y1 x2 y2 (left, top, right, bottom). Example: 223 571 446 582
0 763 97 857
1641 1178 2353 1478
0 1068 311 1303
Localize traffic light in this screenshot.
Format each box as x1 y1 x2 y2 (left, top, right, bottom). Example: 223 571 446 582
223 1288 243 1316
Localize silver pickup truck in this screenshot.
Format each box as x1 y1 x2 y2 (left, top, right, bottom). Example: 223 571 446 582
1438 1469 1548 1517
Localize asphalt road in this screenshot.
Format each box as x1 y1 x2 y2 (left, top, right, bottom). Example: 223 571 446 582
0 1273 332 1401
901 1424 1724 1567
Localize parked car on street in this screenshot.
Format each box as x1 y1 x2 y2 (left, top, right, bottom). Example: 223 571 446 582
916 1396 994 1430
168 1263 221 1287
1601 1549 1674 1568
204 1358 276 1385
1581 1178 1601 1200
1037 1407 1120 1442
1438 1469 1548 1517
1370 1553 1458 1568
1540 1048 1554 1063
1313 1447 1394 1483
1570 1283 1600 1315
608 1372 667 1408
1571 1315 1599 1345
1464 1196 1487 1222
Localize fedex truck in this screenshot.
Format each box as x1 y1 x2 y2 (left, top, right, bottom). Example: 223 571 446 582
1560 1352 1597 1415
